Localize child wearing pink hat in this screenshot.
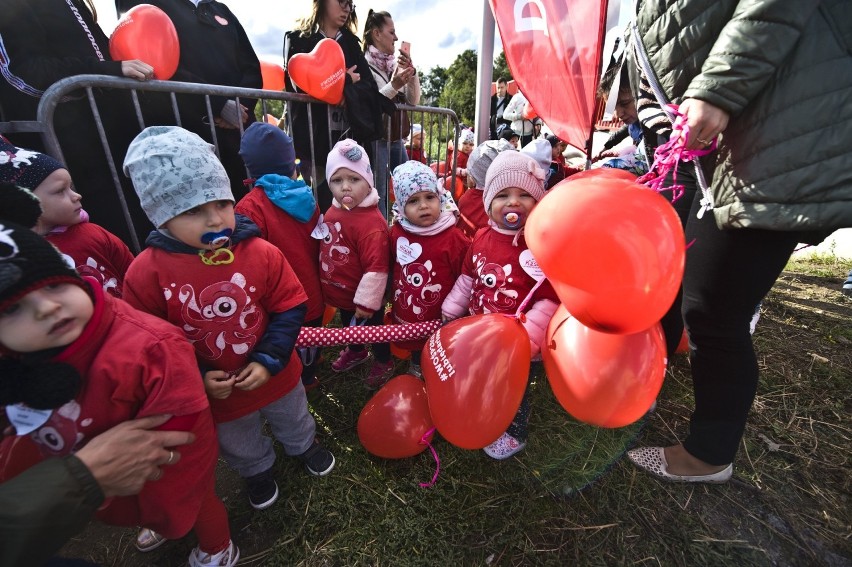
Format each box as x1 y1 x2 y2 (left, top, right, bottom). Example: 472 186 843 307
442 151 559 459
319 140 394 388
389 161 470 377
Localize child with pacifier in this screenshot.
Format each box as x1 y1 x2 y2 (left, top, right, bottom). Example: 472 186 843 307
442 151 558 459
318 139 394 388
389 161 469 376
122 126 334 528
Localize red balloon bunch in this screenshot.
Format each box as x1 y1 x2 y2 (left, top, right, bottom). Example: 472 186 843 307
109 5 180 80
526 177 685 335
422 314 530 449
542 305 666 428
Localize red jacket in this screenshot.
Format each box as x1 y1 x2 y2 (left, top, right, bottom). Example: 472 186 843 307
235 185 324 321
457 189 490 239
0 283 216 539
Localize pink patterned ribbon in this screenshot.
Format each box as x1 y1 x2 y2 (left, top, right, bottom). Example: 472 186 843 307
295 319 442 348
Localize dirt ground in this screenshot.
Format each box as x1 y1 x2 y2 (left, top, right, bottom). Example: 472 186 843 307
57 264 852 566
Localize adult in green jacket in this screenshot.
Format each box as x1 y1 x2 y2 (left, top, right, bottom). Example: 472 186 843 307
0 414 194 566
626 0 851 482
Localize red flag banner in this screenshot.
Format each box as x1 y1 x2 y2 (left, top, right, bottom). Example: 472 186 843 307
489 0 608 150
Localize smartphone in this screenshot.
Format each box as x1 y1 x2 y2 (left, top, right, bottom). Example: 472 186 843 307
400 41 411 60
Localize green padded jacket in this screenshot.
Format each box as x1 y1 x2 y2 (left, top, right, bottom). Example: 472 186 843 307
633 0 852 232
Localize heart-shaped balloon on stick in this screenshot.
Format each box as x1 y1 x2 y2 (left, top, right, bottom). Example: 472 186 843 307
109 4 180 80
288 38 346 105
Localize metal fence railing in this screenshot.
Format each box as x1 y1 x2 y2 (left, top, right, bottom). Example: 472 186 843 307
1 74 460 252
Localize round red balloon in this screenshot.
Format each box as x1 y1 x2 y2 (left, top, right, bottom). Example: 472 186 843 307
357 375 434 458
259 60 285 91
109 5 179 80
422 314 530 449
526 178 685 334
288 38 345 105
542 305 666 428
522 100 536 120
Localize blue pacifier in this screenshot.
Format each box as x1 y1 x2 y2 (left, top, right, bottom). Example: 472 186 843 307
503 212 522 229
201 228 233 248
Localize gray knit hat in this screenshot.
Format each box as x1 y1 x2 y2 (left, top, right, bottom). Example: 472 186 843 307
123 126 233 228
467 139 515 189
483 151 546 213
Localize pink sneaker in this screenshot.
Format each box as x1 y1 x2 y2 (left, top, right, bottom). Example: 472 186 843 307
331 347 370 372
365 359 395 389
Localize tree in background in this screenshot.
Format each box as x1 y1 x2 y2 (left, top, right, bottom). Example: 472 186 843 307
438 49 477 125
421 66 448 106
493 51 512 82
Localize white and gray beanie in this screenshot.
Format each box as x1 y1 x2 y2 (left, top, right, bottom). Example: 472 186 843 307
123 126 234 228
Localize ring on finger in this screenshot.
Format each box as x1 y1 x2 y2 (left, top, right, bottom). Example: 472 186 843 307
166 450 175 465
697 138 711 145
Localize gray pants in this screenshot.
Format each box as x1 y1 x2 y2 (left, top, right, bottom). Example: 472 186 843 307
216 383 316 478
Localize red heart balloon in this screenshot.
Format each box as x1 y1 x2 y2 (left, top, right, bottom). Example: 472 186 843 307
288 38 346 105
543 305 666 428
526 178 685 334
109 5 179 80
423 314 530 449
357 375 434 459
259 60 285 92
565 168 637 183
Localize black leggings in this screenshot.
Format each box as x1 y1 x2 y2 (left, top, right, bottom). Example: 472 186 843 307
680 193 801 465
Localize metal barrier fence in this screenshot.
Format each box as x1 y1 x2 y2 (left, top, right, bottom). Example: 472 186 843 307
0 74 460 252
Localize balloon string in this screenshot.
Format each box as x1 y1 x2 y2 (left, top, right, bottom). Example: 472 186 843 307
515 278 545 320
637 104 716 202
418 427 440 488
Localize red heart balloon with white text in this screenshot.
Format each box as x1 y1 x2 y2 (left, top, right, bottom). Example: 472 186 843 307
288 38 346 105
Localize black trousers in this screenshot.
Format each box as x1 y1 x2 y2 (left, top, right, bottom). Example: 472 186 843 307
680 191 801 465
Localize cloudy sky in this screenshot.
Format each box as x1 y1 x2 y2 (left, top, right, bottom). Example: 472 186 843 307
94 0 492 72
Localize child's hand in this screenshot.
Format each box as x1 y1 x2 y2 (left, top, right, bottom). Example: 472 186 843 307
234 362 271 391
203 370 236 399
354 307 374 320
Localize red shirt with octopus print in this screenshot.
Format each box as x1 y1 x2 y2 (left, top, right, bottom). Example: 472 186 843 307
124 236 307 423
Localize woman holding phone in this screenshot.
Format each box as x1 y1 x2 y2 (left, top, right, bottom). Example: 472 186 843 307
362 9 421 218
285 0 378 212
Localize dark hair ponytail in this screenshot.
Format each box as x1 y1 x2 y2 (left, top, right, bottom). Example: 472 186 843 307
362 9 392 52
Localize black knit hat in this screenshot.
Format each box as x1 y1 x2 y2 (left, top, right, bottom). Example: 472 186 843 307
0 137 65 190
0 182 43 228
0 221 84 316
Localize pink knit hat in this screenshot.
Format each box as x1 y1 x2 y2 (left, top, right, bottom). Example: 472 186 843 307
483 151 547 213
325 139 375 190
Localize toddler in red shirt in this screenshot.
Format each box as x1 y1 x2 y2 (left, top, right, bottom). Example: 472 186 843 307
0 223 232 566
389 160 469 377
122 127 335 556
236 123 325 391
318 140 393 388
442 151 559 460
0 138 134 297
